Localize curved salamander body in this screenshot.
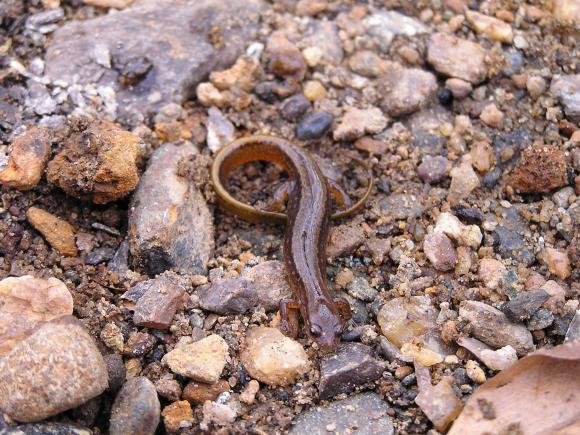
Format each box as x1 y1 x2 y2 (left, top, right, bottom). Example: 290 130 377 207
211 135 371 350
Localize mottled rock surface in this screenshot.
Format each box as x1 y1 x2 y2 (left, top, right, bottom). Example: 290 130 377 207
427 33 487 84
242 261 292 312
47 120 141 204
0 316 108 423
0 275 73 356
45 0 264 125
128 141 213 275
510 145 568 193
550 74 580 123
198 278 258 314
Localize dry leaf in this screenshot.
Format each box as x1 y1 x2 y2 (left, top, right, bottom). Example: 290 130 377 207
449 340 580 435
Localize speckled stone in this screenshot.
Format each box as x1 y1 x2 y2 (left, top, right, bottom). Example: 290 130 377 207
109 377 160 435
0 316 108 423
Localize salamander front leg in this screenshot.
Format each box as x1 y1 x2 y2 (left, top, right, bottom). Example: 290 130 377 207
279 299 301 338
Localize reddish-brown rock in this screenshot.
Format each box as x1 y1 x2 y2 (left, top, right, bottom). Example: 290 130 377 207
26 207 78 256
510 145 568 193
0 127 51 190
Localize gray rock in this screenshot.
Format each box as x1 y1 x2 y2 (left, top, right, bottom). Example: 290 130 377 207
527 308 554 331
364 11 427 52
460 300 535 356
289 392 394 435
242 261 292 312
121 277 186 329
45 0 264 125
107 241 130 275
110 377 160 435
206 107 234 153
346 276 379 302
319 343 386 400
374 193 424 221
128 141 214 275
341 292 369 325
550 74 580 123
280 94 311 122
302 21 343 65
492 206 534 266
406 106 452 155
500 290 549 322
85 247 116 265
198 278 258 315
0 423 91 435
296 111 333 140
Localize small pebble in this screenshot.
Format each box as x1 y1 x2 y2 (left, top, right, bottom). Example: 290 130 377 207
479 103 504 128
162 401 193 433
280 94 310 122
26 207 78 256
110 377 160 435
465 360 486 383
423 233 458 271
296 111 333 140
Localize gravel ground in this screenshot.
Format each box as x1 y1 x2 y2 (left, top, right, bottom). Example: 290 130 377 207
0 0 579 434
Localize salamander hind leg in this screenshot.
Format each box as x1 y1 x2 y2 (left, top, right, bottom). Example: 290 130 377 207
279 299 301 338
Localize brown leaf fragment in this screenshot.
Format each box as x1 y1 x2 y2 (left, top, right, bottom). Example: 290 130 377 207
449 340 580 435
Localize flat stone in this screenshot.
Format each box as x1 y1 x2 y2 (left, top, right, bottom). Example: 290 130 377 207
302 20 343 65
448 161 480 204
26 207 78 257
424 233 457 271
378 62 437 117
0 423 92 435
348 50 385 78
109 377 160 435
47 120 141 204
333 106 388 141
0 127 51 191
198 277 258 315
289 392 394 435
527 308 554 331
206 107 234 153
0 316 108 423
326 221 366 258
240 327 310 386
44 0 264 125
163 334 229 383
375 193 425 221
478 258 507 290
128 141 214 275
427 33 487 84
457 337 518 371
492 206 534 265
545 247 572 279
296 111 333 140
242 261 292 312
459 300 535 356
346 276 379 302
319 343 386 399
550 74 580 123
415 377 462 432
121 277 186 329
0 275 73 356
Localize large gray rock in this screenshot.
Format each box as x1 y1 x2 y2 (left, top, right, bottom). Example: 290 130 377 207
44 0 264 125
550 74 580 123
128 141 214 275
289 392 394 435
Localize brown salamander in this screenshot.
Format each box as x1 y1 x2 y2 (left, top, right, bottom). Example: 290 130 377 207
210 135 372 349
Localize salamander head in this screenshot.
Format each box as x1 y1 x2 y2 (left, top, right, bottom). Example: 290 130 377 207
307 303 344 351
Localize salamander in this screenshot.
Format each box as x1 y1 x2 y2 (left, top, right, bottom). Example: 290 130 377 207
210 135 372 349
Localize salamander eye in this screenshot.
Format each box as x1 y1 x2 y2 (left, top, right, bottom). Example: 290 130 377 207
310 325 322 336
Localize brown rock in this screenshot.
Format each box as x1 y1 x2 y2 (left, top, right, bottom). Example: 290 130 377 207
128 141 214 275
121 277 186 329
267 32 306 83
162 401 193 433
0 275 73 356
427 33 487 84
470 141 495 173
448 161 480 204
478 258 507 290
0 316 108 423
198 278 258 315
241 327 310 386
465 10 513 43
110 377 160 435
242 261 292 312
240 380 260 405
510 145 568 193
479 103 504 129
155 375 182 402
354 137 388 156
83 0 134 8
26 207 78 256
295 0 327 16
183 379 230 405
0 127 51 191
423 233 457 271
348 50 385 78
47 120 141 204
415 377 462 432
445 78 473 99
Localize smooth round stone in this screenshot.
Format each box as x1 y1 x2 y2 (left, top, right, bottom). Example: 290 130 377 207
109 377 160 435
295 111 333 140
